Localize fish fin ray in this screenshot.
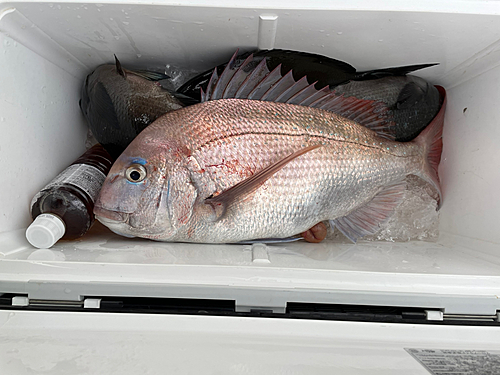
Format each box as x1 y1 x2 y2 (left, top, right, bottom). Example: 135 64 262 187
211 49 239 100
261 70 297 102
299 85 331 106
276 76 310 103
235 58 270 98
319 94 397 139
204 67 219 100
332 180 407 243
286 81 319 104
248 64 283 100
222 54 255 99
205 145 321 219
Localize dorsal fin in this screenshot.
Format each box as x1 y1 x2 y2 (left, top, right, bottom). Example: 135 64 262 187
211 49 240 99
247 64 283 99
261 70 297 101
200 51 396 139
222 54 255 98
235 58 270 98
114 55 126 78
201 68 218 102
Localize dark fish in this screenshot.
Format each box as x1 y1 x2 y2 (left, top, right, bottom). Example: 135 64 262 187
80 56 185 158
177 49 441 141
333 76 441 141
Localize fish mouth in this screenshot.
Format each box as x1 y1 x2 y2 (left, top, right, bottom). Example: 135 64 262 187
94 206 128 223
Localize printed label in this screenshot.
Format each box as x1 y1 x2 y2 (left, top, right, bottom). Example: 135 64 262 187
31 164 106 206
405 348 500 375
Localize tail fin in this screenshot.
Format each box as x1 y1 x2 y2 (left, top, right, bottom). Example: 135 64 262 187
413 85 446 208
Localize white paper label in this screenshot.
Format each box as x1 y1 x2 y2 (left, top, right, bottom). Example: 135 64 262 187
32 164 106 206
405 348 500 375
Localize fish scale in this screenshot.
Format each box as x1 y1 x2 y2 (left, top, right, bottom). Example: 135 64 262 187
95 96 444 244
146 100 419 241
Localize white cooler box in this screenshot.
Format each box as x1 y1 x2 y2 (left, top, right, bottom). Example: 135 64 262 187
1 1 500 374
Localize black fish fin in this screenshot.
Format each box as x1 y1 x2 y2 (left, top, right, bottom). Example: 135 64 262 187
255 49 357 88
331 180 407 243
114 55 126 78
131 70 170 81
205 145 321 219
354 63 439 80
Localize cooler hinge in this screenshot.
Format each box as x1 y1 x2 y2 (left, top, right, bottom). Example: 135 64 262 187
11 296 101 309
425 309 500 322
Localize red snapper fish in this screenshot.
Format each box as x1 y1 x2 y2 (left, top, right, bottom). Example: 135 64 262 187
94 88 445 243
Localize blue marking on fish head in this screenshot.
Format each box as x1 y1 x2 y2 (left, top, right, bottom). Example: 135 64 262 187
94 152 170 238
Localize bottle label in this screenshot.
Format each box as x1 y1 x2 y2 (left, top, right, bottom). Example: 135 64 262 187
31 164 107 207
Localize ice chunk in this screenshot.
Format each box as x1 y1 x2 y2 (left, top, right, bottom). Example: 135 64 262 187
161 63 201 92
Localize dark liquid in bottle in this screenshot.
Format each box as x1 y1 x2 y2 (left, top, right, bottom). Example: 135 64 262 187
30 144 114 240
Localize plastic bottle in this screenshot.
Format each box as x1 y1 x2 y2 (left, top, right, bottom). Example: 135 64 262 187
26 144 114 249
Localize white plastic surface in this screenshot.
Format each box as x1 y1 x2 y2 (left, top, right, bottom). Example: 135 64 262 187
11 296 29 306
1 1 500 313
25 214 65 249
1 310 500 375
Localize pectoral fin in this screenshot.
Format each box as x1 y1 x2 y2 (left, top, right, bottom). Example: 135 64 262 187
205 145 321 219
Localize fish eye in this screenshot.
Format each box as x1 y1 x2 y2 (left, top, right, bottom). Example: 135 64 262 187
125 164 147 183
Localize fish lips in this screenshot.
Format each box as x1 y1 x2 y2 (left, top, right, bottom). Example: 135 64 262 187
94 205 167 238
94 205 129 224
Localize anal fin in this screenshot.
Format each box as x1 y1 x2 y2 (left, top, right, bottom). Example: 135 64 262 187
331 181 406 243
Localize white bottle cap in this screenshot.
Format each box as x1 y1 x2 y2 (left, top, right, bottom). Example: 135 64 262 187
26 214 66 249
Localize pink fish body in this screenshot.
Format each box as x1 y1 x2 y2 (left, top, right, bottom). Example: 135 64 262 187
95 91 445 243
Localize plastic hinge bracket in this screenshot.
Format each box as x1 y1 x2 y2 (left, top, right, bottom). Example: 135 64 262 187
83 298 101 309
425 310 444 321
11 296 29 307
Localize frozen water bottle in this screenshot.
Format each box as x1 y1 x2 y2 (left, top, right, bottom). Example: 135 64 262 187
26 144 114 248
